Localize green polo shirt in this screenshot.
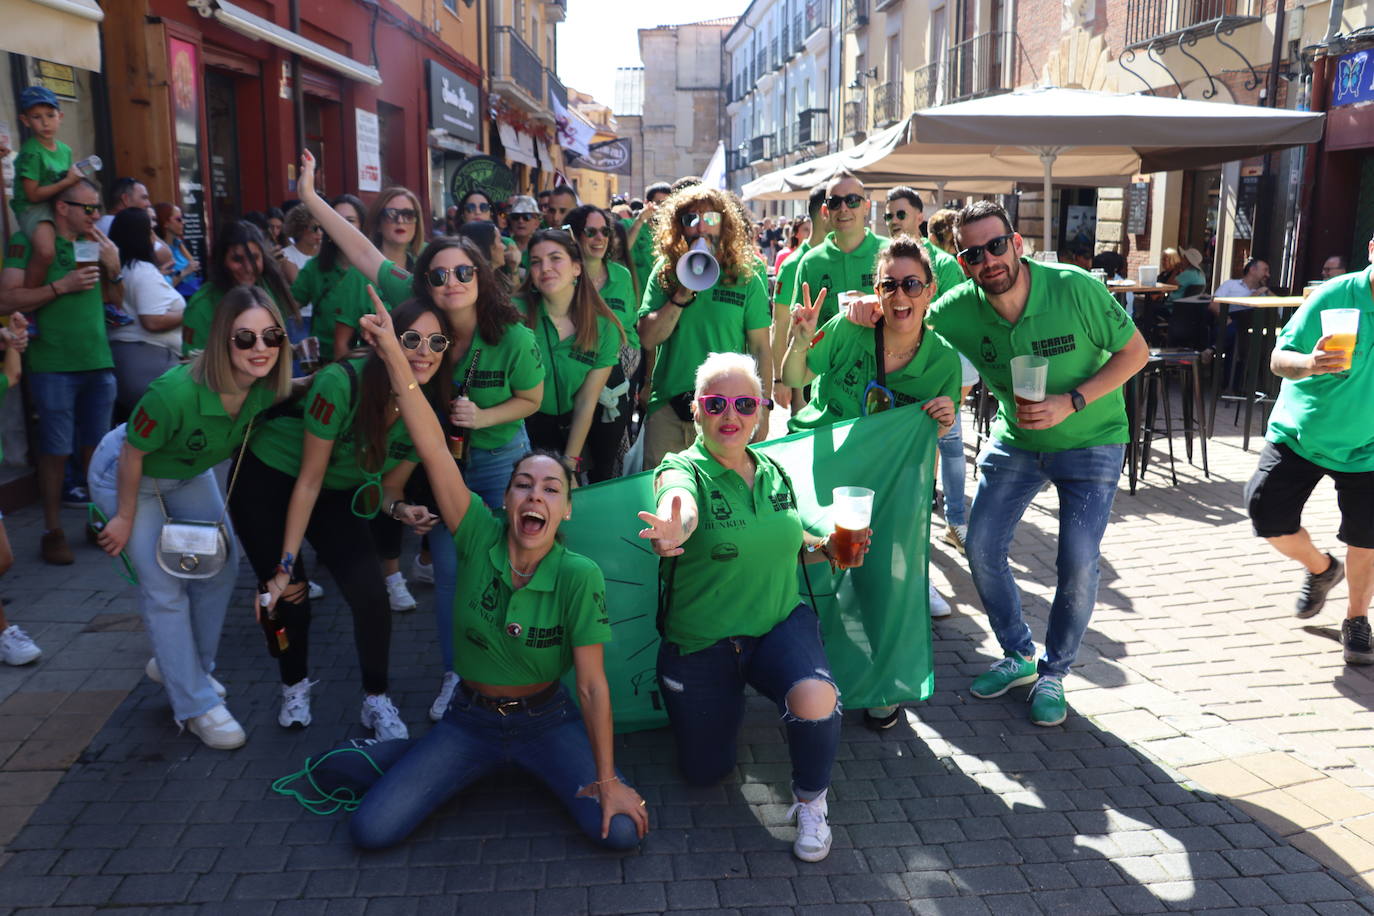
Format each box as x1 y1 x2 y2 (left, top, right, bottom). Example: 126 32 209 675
292 260 386 361
250 358 417 490
637 258 772 415
655 439 805 654
518 298 620 416
125 364 276 479
924 238 968 300
791 230 889 325
1266 268 1374 472
598 261 640 352
773 240 811 307
622 215 658 300
11 137 71 218
450 504 611 684
928 257 1136 453
3 233 112 373
450 322 545 451
789 315 962 432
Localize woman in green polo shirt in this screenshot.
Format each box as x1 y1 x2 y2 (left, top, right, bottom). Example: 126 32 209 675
291 193 376 363
228 299 454 741
637 351 869 863
347 289 648 852
90 287 294 750
182 221 303 360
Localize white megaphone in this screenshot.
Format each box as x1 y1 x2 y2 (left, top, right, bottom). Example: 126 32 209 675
675 238 720 292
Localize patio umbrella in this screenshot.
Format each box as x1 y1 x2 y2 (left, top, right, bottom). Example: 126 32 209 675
740 140 1012 202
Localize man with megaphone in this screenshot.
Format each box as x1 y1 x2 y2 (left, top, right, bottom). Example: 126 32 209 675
636 186 774 467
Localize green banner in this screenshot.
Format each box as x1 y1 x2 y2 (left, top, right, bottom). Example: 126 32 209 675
563 405 938 732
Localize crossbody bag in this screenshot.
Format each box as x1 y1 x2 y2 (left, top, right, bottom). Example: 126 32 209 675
154 416 254 579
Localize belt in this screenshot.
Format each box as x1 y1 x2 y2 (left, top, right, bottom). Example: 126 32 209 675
459 680 560 716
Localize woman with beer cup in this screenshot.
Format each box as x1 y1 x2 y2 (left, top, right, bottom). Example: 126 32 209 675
637 352 869 864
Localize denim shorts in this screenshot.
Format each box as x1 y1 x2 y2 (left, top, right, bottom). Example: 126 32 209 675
29 369 117 456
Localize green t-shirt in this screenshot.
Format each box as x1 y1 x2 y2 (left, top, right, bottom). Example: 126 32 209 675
373 259 414 314
927 257 1136 453
250 358 417 490
292 260 384 361
1266 268 1374 472
791 230 889 325
636 258 772 415
125 364 277 479
12 137 72 217
450 504 611 684
774 240 811 307
518 298 620 416
3 233 111 373
655 440 804 654
598 261 640 352
924 238 968 301
789 314 962 432
450 322 545 452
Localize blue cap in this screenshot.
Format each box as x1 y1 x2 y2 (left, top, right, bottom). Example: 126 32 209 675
19 85 60 113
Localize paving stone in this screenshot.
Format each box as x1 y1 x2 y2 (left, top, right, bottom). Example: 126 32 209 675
1265 873 1358 904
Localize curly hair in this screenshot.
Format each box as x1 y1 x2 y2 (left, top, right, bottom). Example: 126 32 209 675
652 185 757 291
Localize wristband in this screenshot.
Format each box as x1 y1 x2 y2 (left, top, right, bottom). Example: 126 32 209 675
48 282 58 299
388 500 405 520
278 553 295 576
672 291 696 308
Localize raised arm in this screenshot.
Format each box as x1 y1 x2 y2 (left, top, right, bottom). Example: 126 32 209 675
296 150 387 283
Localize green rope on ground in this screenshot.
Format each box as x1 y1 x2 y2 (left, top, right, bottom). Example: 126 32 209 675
271 747 386 816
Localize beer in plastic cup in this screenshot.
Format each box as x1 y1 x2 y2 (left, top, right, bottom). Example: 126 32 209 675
1320 308 1360 372
72 240 101 268
830 486 874 569
1010 355 1049 407
296 336 321 374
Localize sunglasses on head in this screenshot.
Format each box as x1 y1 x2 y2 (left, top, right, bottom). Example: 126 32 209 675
883 209 910 223
425 264 476 286
399 330 450 353
231 327 287 350
510 212 539 222
879 274 930 297
958 233 1015 265
382 207 417 224
679 211 722 230
464 201 492 214
60 200 100 216
826 193 865 211
697 394 772 416
862 380 895 417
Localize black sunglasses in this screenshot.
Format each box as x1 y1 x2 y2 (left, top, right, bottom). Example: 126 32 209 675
425 264 476 286
464 201 492 214
382 207 417 224
578 226 611 239
826 193 865 211
510 213 539 222
60 200 101 216
231 327 287 350
679 211 722 229
883 210 910 222
958 233 1015 265
697 394 772 416
399 330 451 353
879 275 930 297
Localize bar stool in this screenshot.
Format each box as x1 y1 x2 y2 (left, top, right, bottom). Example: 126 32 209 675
1137 348 1211 487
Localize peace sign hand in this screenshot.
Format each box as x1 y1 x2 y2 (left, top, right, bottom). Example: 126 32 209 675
790 282 826 339
637 495 688 557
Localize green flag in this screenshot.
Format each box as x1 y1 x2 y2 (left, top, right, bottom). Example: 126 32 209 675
563 405 938 732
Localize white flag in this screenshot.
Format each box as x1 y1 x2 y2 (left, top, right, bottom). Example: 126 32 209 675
701 140 726 190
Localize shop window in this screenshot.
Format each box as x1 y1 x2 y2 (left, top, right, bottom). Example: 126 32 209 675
376 101 406 191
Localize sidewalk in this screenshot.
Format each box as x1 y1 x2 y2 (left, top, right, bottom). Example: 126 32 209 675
2 408 1374 914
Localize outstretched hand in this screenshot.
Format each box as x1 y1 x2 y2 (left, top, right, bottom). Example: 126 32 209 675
637 495 688 557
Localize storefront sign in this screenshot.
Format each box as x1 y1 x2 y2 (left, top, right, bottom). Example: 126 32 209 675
33 60 77 101
569 137 634 176
1332 49 1374 109
356 108 381 192
449 155 516 207
1126 180 1149 235
426 61 481 145
168 38 206 271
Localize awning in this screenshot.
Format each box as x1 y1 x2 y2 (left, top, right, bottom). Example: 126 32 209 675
0 0 103 72
498 123 538 167
187 0 381 86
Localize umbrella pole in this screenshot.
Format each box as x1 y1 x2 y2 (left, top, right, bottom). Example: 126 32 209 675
1038 148 1059 256
934 181 947 208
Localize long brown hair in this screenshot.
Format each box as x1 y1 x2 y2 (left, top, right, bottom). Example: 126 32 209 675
412 236 521 345
519 229 625 353
652 185 757 290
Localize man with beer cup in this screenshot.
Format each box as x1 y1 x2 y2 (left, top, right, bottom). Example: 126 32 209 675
1245 235 1374 665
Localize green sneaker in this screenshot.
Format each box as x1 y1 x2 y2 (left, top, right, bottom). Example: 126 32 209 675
969 653 1038 699
1028 676 1067 727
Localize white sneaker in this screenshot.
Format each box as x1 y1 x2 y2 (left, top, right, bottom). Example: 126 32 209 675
429 671 460 721
0 625 41 665
929 585 952 618
279 678 316 728
360 694 409 740
184 704 246 750
787 788 832 862
411 556 434 585
146 657 226 698
308 581 325 600
385 573 417 612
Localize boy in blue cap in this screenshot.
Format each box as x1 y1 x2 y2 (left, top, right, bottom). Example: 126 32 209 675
13 86 84 290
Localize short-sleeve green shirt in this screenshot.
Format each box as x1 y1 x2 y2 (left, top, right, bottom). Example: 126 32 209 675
125 364 277 479
518 298 620 416
788 314 962 432
11 137 71 217
452 322 545 452
927 257 1137 453
791 230 889 325
292 260 384 361
773 240 811 307
1266 267 1374 472
249 358 417 490
655 440 804 654
598 261 640 352
636 258 772 415
450 504 611 684
373 259 414 314
3 233 112 373
924 238 968 301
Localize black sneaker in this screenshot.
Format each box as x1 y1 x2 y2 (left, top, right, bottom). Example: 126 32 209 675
1342 616 1374 665
863 707 902 731
1296 554 1344 619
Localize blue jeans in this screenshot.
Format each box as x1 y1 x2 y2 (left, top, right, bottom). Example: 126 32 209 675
348 683 640 851
29 369 116 456
965 439 1124 679
938 421 968 528
657 604 841 796
432 427 530 670
88 425 238 721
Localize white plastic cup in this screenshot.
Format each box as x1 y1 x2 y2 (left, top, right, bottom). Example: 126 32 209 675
72 240 101 265
1138 265 1159 287
1010 354 1050 405
1320 308 1360 372
830 486 874 569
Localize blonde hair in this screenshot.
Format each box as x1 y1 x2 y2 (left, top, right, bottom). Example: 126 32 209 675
693 351 763 399
369 187 425 262
653 185 758 289
190 286 293 400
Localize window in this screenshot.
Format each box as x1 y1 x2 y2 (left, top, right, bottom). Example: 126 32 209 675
443 0 456 11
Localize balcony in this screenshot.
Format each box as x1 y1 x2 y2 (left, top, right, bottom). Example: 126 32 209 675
727 148 749 173
776 122 800 155
843 99 866 139
755 50 765 80
491 26 544 112
546 69 567 110
544 0 566 24
748 133 775 163
1125 0 1257 48
911 30 1019 109
873 80 901 127
771 37 781 70
805 0 828 37
846 0 868 29
798 108 829 146
793 13 804 52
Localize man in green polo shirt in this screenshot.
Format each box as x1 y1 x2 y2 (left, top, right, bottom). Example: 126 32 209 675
622 182 671 301
771 184 830 411
790 175 887 331
924 200 1148 727
1245 241 1374 666
882 186 966 298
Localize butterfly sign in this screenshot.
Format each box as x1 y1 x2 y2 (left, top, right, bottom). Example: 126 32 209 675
1335 50 1371 107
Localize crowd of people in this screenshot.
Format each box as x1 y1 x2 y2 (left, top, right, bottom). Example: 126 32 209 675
0 78 1368 864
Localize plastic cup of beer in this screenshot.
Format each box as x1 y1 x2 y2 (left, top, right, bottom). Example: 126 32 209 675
1010 354 1049 409
830 486 874 569
1320 308 1360 372
72 239 100 268
296 336 321 373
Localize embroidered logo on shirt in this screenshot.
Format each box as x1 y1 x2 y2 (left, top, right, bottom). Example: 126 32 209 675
980 336 998 365
569 348 597 366
710 543 739 562
1030 334 1076 358
186 429 207 452
478 579 500 622
308 394 337 426
713 289 746 307
469 369 508 390
769 491 795 512
131 407 157 439
707 488 732 521
524 624 563 648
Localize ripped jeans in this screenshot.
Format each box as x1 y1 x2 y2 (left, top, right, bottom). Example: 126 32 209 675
348 683 639 851
657 604 841 797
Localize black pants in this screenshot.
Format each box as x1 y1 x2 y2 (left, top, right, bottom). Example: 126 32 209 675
229 450 392 693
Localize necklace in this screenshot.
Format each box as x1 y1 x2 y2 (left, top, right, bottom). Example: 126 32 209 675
884 344 918 360
510 559 537 577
